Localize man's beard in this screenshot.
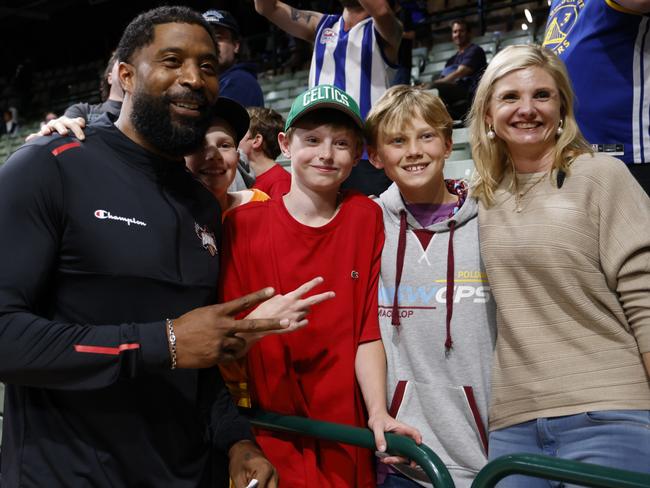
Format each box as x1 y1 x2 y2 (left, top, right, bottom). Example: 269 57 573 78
131 88 212 158
339 0 362 8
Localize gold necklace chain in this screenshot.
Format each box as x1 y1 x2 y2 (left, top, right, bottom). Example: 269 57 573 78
514 171 548 212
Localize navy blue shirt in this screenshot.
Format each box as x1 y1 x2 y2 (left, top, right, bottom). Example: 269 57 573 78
440 43 487 89
219 62 264 108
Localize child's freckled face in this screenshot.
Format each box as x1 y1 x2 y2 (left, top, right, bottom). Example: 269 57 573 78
283 122 359 192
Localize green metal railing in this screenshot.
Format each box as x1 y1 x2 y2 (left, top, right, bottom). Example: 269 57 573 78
247 411 650 488
247 409 455 487
471 454 650 488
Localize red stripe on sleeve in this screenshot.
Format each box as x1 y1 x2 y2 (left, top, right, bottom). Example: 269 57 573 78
51 141 81 156
462 385 489 453
388 380 408 418
74 343 140 356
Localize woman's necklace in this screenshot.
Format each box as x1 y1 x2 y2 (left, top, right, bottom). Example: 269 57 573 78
514 171 548 212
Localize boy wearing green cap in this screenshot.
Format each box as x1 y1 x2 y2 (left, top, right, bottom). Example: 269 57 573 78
220 85 420 487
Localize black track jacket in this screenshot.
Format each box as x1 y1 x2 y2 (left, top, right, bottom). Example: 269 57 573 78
0 116 253 487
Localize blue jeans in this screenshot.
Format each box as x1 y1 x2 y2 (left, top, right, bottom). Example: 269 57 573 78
489 410 650 487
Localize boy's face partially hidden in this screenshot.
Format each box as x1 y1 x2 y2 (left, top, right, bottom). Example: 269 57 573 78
280 121 360 193
370 113 452 195
185 118 240 199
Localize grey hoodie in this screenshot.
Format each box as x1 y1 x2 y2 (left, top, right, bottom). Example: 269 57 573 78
376 182 496 487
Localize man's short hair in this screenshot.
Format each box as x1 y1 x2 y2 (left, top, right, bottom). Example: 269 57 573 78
99 51 118 102
247 107 284 160
450 19 470 30
116 6 215 64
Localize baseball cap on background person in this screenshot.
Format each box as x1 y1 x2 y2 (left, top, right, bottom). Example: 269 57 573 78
285 85 363 131
202 9 240 37
212 97 250 145
211 96 256 191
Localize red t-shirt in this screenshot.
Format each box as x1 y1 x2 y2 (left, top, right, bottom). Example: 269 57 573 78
220 192 384 488
252 164 291 199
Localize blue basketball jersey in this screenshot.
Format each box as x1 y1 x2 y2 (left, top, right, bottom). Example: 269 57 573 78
309 14 397 120
544 0 650 164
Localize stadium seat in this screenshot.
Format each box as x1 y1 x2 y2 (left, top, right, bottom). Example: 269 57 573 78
293 68 310 80
259 79 276 92
444 158 475 180
452 127 470 146
270 97 294 112
410 66 421 83
275 155 291 170
289 84 309 96
473 33 496 44
418 72 434 84
275 78 303 90
430 41 455 53
429 47 457 62
499 29 529 40
448 147 472 161
420 60 446 79
265 89 290 103
499 35 533 48
412 46 428 58
478 41 497 56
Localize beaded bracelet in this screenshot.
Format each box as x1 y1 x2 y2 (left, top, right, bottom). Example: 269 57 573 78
166 318 177 370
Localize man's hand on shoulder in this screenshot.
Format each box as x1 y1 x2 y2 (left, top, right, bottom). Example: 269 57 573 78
229 440 278 488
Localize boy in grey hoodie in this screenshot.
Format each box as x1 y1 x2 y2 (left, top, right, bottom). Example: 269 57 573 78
366 85 497 487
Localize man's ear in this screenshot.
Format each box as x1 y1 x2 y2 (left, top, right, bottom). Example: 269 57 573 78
252 133 264 150
234 40 241 56
278 132 291 158
367 146 384 169
118 62 135 95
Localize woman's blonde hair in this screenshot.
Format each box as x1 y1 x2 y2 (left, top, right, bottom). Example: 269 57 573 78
467 44 592 206
365 85 453 147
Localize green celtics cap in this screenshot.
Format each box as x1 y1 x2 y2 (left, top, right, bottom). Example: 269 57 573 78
284 85 363 131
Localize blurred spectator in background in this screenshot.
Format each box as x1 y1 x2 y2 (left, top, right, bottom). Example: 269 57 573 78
28 53 124 141
543 0 650 194
1 109 18 136
279 35 312 73
40 111 58 128
254 0 403 196
203 9 265 108
392 0 415 85
64 51 123 123
428 19 486 121
7 59 33 117
239 107 291 199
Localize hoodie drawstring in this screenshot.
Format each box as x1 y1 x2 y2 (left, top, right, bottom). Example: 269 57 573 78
445 220 456 352
391 211 408 327
391 211 457 354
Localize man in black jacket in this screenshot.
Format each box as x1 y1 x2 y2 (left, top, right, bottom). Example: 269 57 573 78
0 7 289 487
